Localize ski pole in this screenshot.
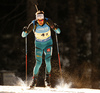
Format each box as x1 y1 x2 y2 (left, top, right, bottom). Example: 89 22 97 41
25 37 27 85
55 33 62 79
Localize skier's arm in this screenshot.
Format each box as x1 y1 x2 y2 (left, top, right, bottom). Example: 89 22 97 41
46 18 61 34
21 22 34 38
27 22 34 33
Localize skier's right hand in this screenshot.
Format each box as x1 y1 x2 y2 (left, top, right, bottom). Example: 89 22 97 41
21 31 28 38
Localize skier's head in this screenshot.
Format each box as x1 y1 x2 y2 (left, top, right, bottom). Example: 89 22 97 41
35 11 44 26
35 11 44 20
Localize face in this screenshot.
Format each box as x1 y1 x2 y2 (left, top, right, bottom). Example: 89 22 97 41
37 19 44 26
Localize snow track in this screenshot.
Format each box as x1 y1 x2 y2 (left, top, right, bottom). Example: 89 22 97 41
0 86 100 93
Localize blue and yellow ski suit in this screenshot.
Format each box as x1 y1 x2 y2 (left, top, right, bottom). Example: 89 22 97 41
23 18 61 76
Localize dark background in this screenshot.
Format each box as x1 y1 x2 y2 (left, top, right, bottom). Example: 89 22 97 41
0 0 100 89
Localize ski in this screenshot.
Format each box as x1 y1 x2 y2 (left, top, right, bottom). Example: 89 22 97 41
27 86 51 90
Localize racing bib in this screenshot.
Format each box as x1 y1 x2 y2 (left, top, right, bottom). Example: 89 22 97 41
34 24 51 42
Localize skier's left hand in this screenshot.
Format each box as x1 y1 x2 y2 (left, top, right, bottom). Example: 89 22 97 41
54 28 61 34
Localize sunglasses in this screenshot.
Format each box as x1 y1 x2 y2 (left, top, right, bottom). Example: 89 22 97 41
38 19 44 22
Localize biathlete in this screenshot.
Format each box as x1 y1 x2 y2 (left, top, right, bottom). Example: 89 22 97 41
21 11 61 88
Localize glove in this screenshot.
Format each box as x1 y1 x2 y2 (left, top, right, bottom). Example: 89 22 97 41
21 31 28 38
54 28 61 34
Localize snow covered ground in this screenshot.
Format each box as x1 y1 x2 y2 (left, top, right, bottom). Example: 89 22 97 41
0 76 100 93
0 86 100 93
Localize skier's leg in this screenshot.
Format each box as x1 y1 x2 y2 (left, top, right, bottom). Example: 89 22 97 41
30 47 43 88
44 45 52 87
44 45 52 74
34 47 43 75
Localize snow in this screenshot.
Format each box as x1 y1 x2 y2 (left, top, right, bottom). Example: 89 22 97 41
0 86 100 93
0 76 100 93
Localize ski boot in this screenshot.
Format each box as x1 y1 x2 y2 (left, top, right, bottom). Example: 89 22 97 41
30 76 37 89
45 74 51 87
